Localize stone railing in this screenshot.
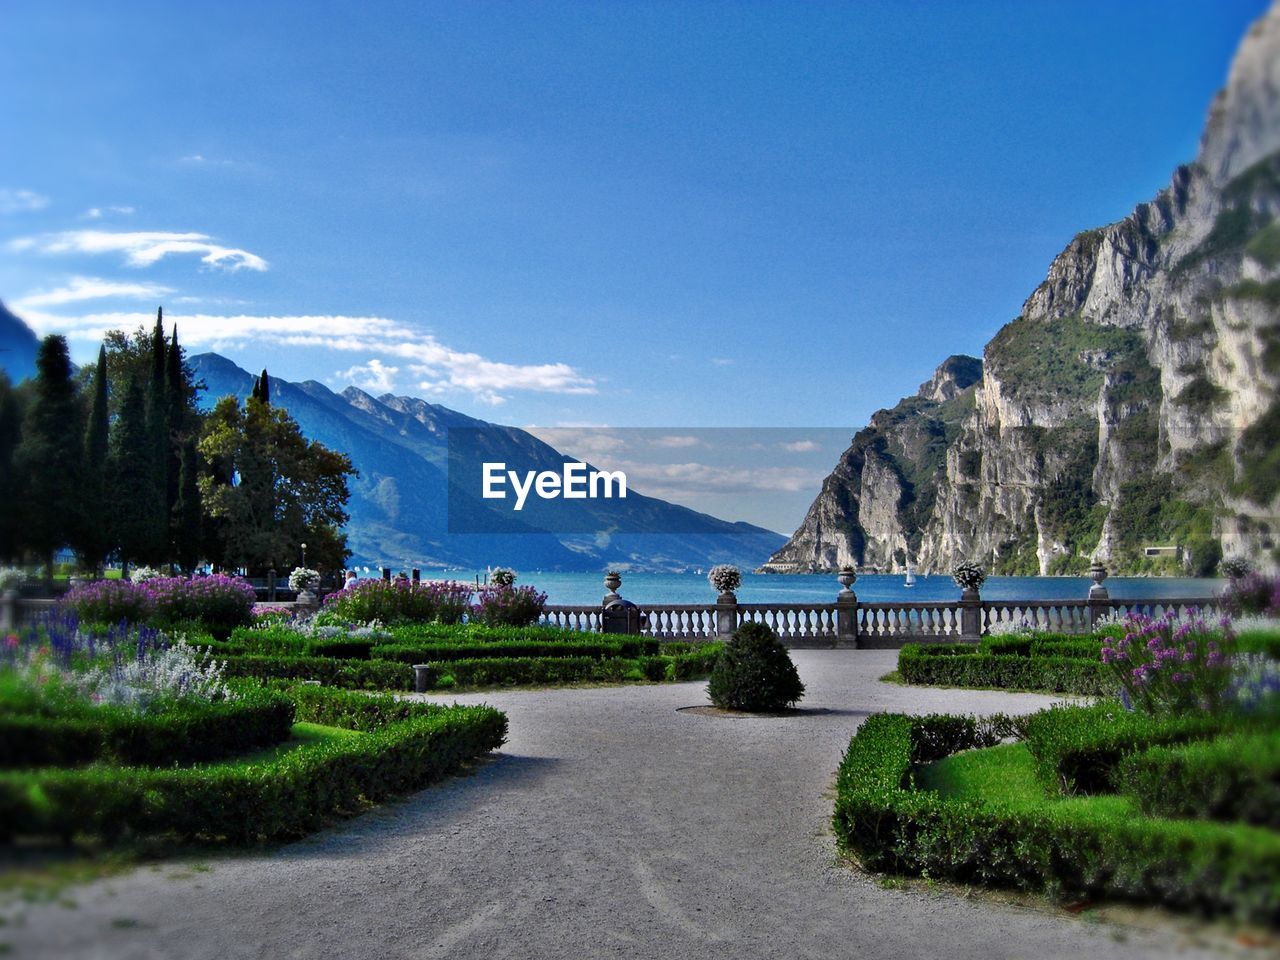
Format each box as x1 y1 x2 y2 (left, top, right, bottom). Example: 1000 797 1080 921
538 568 1225 649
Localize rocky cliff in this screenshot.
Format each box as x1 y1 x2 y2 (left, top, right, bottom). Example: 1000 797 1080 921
765 3 1280 576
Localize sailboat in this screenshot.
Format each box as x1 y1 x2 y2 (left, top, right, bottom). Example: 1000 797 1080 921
904 562 916 588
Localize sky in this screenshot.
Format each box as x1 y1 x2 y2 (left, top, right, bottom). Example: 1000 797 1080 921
0 1 1270 529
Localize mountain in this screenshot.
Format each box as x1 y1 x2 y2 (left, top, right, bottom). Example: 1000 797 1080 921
0 301 39 383
190 353 785 572
764 4 1280 577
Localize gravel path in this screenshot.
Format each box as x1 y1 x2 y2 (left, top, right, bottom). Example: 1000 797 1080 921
2 650 1243 959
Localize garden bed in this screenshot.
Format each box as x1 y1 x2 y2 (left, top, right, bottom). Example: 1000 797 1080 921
0 684 506 845
832 709 1280 924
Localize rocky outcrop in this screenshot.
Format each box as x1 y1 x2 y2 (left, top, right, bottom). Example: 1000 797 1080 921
767 3 1280 576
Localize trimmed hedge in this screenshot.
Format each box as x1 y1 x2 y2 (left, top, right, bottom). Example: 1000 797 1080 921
898 644 1111 695
370 637 659 664
1023 702 1230 795
0 687 295 769
220 655 415 691
423 647 721 689
832 712 1280 924
220 646 721 691
1116 732 1280 828
0 687 507 844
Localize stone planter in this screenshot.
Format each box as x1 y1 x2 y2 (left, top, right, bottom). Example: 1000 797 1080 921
603 572 622 596
838 569 857 593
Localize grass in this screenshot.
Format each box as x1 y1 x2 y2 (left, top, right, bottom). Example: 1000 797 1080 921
198 721 361 770
915 742 1047 809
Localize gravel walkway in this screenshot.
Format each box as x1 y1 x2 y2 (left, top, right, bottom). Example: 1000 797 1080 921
2 650 1243 959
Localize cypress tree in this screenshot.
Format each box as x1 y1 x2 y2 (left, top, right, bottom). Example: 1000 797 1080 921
75 345 112 573
14 336 84 579
174 437 203 573
163 326 185 544
258 368 270 405
143 309 170 563
109 375 162 570
0 374 23 563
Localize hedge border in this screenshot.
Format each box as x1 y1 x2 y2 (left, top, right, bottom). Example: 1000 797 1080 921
832 712 1280 924
0 686 506 844
897 644 1111 695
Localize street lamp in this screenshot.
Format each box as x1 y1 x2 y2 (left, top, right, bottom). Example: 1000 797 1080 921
301 542 308 567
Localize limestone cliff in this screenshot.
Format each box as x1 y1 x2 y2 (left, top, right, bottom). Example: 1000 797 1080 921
766 4 1280 576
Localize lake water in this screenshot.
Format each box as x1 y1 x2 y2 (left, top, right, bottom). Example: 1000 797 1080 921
428 570 1222 606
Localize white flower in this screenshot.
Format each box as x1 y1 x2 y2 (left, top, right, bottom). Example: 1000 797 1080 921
289 567 322 592
708 564 742 594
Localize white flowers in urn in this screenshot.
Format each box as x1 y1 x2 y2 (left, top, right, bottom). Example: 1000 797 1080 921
951 562 987 593
708 564 742 597
289 567 322 593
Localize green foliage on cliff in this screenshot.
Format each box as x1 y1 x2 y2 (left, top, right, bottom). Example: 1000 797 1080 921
1109 475 1220 575
1237 398 1280 506
986 313 1146 406
1245 221 1280 268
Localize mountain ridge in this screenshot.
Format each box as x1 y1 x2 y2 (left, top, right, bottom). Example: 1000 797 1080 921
764 2 1280 576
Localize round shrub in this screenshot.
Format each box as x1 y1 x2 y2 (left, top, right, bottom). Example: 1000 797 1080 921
707 622 804 712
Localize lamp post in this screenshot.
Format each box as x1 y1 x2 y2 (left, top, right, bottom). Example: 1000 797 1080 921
300 542 307 568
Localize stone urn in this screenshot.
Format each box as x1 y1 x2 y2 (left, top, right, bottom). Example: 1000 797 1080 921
295 587 319 613
1089 559 1109 599
837 568 857 593
603 571 622 597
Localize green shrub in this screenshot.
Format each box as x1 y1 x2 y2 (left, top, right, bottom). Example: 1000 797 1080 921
707 622 803 711
370 638 657 663
219 655 414 691
387 623 598 646
1115 732 1280 828
1023 702 1229 796
832 711 1280 924
898 645 1111 695
0 686 294 768
0 687 506 845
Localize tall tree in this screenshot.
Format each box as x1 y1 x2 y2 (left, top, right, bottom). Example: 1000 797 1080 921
163 326 188 549
142 310 172 563
174 437 203 573
0 373 24 563
75 346 113 573
199 394 353 573
108 375 163 570
14 336 84 579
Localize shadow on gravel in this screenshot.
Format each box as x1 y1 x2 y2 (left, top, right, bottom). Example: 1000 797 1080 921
284 753 563 861
676 706 872 720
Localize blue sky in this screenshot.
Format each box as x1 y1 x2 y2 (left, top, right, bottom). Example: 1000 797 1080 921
0 0 1267 439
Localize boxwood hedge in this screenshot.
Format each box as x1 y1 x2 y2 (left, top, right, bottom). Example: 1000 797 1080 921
832 711 1280 924
0 686 506 845
0 687 295 769
1115 731 1280 828
897 644 1111 695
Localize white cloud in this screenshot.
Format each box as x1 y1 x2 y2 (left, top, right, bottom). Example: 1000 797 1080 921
83 205 136 220
10 230 268 271
611 459 826 497
651 435 702 448
782 440 819 453
13 276 173 309
21 308 595 404
526 428 627 458
710 357 734 367
336 359 400 394
0 188 49 214
179 154 240 168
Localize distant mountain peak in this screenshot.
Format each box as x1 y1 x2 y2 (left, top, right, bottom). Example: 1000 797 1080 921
1198 0 1280 187
0 300 40 383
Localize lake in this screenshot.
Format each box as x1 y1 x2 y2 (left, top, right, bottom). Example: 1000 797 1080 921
424 570 1223 606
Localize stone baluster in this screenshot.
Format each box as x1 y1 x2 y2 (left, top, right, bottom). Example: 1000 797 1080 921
1088 560 1110 627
